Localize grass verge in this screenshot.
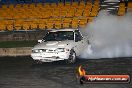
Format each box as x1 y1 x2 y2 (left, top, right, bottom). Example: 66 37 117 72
0 41 37 48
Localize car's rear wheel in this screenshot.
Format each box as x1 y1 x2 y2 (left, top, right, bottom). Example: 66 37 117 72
66 49 76 64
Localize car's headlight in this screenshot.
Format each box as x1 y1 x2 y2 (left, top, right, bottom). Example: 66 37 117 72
32 50 38 53
32 49 46 53
55 48 69 53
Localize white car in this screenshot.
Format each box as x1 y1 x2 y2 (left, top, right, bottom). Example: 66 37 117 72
31 28 89 64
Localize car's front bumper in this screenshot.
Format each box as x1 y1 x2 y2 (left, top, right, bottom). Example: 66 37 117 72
31 52 70 62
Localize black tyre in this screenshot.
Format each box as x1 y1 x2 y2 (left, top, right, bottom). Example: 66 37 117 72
66 49 76 64
34 60 43 64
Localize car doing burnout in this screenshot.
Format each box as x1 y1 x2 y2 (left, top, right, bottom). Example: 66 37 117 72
31 29 89 64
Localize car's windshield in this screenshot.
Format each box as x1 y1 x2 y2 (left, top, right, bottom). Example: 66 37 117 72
43 31 74 41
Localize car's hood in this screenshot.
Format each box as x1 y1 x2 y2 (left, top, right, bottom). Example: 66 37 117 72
33 40 74 49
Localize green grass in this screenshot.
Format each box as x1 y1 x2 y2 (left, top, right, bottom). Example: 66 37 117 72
0 41 38 48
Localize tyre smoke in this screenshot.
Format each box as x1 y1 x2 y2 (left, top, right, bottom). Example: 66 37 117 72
80 10 132 59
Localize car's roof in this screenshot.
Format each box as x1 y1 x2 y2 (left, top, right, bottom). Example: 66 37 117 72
50 28 78 32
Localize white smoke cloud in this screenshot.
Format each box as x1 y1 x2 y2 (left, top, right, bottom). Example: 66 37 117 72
80 10 132 59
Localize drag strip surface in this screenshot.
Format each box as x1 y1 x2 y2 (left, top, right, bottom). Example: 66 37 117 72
0 57 132 88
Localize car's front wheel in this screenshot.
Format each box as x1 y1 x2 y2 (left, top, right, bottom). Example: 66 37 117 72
34 60 43 64
66 49 76 64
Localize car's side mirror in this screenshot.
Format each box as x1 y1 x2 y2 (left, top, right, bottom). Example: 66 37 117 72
75 34 82 42
75 38 78 42
75 37 81 42
38 40 43 43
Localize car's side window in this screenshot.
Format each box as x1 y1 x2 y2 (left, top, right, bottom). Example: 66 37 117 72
75 30 83 41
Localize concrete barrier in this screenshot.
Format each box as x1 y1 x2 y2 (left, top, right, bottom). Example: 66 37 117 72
0 47 32 56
